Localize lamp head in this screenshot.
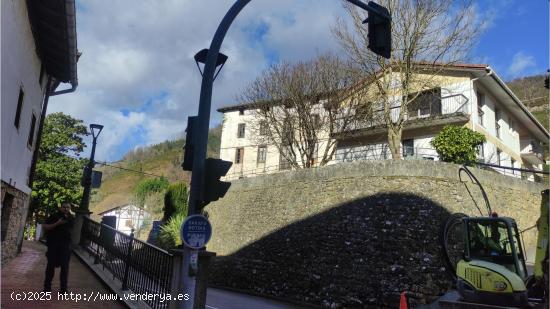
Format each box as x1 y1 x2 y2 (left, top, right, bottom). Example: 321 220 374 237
90 123 103 138
193 48 228 81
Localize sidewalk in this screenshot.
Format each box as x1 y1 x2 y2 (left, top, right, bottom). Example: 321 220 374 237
1 241 126 309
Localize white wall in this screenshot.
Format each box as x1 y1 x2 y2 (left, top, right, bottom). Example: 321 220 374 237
101 205 150 235
1 0 46 194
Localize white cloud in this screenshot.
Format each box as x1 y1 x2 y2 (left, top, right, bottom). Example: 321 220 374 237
47 0 348 161
507 51 536 78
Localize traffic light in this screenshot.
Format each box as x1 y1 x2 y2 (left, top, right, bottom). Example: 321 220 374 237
202 158 232 205
545 76 549 89
363 1 391 59
182 116 198 171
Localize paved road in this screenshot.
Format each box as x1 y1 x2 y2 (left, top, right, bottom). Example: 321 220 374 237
206 288 309 309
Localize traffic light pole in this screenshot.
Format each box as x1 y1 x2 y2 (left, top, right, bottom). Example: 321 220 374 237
181 1 389 308
181 1 251 308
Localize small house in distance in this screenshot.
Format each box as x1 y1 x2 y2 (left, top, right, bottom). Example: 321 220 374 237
98 204 150 236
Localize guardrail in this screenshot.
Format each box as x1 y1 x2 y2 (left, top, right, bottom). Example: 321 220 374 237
80 217 173 309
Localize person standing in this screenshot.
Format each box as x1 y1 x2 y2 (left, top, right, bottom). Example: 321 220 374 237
42 202 74 293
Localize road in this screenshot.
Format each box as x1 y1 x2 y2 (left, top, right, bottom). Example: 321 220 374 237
206 288 310 309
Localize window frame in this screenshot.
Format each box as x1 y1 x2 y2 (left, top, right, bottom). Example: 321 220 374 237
14 87 24 129
402 139 414 157
237 123 246 138
235 147 244 164
257 145 267 164
477 91 485 127
27 113 37 148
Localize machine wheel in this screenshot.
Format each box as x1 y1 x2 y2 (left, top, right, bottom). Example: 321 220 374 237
440 213 468 279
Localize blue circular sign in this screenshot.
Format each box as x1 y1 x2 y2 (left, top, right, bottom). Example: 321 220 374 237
180 214 212 249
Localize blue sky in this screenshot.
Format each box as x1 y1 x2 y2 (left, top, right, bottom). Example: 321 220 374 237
47 0 548 163
474 0 548 80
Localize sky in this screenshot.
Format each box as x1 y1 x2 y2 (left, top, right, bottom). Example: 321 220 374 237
47 0 549 163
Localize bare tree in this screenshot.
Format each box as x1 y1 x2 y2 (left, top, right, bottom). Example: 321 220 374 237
334 0 484 159
238 54 368 169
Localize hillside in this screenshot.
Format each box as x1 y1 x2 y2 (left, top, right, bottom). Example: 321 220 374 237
506 74 549 131
89 125 222 222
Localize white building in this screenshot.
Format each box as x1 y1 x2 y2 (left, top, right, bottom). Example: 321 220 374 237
1 0 78 264
98 205 151 236
217 64 548 181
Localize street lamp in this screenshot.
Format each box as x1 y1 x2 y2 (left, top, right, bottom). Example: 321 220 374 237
79 123 103 213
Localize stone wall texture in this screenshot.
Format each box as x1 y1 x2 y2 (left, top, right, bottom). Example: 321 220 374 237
205 160 546 308
1 181 30 265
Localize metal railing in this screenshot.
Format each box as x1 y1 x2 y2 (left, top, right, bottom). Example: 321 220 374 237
335 93 469 132
81 217 173 309
224 144 546 184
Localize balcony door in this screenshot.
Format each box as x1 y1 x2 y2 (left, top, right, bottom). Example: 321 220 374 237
407 88 441 118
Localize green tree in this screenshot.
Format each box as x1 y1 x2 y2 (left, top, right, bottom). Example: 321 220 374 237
431 125 485 165
31 113 88 221
163 182 188 222
133 177 169 208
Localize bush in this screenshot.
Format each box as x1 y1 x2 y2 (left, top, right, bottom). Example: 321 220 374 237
134 177 169 207
163 182 188 222
431 125 485 165
158 212 185 249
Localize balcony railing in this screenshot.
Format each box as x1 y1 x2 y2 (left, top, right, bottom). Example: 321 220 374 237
335 93 469 133
520 139 544 164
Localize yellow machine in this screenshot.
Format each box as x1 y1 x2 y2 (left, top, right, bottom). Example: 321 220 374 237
442 166 548 308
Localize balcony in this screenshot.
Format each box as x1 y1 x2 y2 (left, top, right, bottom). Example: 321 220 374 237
333 93 470 139
520 139 544 165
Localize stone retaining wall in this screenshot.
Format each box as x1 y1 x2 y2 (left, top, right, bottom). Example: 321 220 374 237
205 161 546 308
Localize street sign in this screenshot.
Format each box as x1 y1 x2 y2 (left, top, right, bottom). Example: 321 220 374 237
180 215 212 249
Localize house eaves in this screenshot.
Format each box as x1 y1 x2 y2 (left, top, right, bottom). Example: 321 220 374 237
27 0 78 93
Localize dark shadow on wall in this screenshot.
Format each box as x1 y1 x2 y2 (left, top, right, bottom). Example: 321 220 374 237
209 192 455 308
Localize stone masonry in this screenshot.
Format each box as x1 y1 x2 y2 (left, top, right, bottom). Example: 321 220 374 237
205 160 546 308
1 180 31 265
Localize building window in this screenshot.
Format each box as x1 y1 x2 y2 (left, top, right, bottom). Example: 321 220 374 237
237 123 245 138
1 193 14 242
495 108 500 139
259 121 269 135
477 91 484 126
14 88 24 129
279 146 292 170
39 64 45 86
28 113 37 147
509 119 515 134
402 139 414 157
239 109 244 115
312 114 321 128
257 146 267 163
477 144 484 161
497 149 502 165
406 88 441 118
235 148 244 164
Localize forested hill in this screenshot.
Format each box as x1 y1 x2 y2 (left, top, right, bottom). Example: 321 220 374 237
89 125 221 219
506 74 549 131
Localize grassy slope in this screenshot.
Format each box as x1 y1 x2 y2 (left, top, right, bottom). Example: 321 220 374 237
89 126 221 221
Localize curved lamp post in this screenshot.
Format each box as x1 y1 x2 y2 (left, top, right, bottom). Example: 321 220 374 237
182 1 390 308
